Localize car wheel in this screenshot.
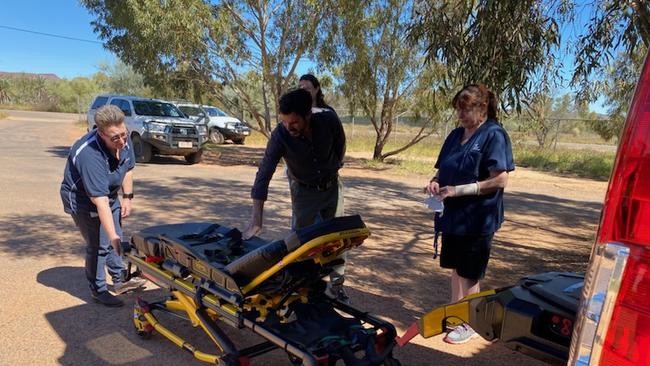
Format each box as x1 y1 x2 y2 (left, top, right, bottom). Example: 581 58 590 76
184 149 203 164
131 133 152 163
233 137 245 145
209 129 225 144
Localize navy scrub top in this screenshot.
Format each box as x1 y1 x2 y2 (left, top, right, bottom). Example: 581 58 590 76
60 129 135 215
434 119 515 235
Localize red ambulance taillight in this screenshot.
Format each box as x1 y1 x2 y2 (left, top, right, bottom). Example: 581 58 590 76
569 52 650 366
599 248 650 365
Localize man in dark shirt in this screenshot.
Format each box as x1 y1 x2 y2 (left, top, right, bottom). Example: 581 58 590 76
243 88 349 301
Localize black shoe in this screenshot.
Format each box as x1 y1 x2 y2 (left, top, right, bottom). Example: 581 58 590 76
325 285 351 304
92 291 124 307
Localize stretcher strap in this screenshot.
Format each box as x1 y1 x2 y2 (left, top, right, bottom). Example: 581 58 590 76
433 212 441 259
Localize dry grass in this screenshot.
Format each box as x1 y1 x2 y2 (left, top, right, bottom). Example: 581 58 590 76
241 121 616 181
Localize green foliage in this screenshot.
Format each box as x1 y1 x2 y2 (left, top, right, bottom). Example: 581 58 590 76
0 60 151 113
81 0 338 136
326 0 449 161
586 45 647 142
410 0 569 110
515 147 614 180
96 60 152 97
572 1 650 102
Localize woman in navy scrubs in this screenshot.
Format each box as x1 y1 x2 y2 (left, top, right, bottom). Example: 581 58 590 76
61 105 146 307
426 84 514 344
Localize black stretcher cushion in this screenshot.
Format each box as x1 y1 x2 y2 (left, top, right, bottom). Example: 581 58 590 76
130 215 366 290
223 240 288 284
224 215 366 285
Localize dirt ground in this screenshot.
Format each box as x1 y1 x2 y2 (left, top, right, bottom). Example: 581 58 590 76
0 110 608 366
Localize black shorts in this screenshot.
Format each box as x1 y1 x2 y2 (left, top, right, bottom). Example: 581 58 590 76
440 233 494 280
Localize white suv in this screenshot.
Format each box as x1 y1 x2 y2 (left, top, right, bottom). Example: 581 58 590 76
87 95 208 164
174 102 250 144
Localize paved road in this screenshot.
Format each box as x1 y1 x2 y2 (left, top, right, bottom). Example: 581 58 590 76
0 110 581 366
0 110 288 366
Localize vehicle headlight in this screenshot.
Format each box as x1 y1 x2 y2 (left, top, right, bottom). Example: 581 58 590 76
145 121 168 133
196 124 207 135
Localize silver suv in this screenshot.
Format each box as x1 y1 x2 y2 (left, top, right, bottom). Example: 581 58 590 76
174 102 250 144
87 95 208 164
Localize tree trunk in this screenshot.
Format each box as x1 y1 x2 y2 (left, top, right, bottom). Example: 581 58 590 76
373 136 385 160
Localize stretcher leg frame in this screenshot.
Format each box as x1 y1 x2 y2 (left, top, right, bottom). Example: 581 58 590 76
128 254 320 366
133 295 243 365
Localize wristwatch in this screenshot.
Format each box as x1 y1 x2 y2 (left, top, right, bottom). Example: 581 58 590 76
122 193 134 199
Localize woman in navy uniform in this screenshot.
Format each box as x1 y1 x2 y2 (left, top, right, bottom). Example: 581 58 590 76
61 105 146 307
426 84 515 344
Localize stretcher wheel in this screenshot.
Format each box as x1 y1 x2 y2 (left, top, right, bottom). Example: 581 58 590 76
135 329 153 340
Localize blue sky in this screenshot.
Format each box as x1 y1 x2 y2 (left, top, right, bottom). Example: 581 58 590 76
0 1 116 78
0 1 606 112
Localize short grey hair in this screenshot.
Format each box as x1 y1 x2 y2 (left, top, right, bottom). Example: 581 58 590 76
94 105 125 131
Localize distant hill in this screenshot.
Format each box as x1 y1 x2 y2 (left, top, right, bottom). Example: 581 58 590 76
0 71 60 80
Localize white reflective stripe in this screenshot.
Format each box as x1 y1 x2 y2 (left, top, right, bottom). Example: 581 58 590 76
67 177 81 213
72 135 97 166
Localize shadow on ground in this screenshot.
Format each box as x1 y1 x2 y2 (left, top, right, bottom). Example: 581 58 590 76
0 171 599 304
38 266 536 366
1 162 600 365
46 146 71 159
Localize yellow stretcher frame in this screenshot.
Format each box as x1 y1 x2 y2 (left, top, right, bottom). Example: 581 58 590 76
126 224 378 366
241 227 369 294
133 291 226 364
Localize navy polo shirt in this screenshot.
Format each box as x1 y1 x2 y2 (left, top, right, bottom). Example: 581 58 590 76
60 130 135 215
434 119 515 235
251 109 345 201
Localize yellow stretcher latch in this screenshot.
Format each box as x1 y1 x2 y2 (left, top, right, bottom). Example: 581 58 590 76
396 289 499 347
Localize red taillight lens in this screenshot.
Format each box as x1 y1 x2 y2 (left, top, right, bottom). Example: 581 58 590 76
599 246 650 365
597 52 650 247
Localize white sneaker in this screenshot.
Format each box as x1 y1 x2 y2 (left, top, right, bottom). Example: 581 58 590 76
114 277 147 295
443 324 479 344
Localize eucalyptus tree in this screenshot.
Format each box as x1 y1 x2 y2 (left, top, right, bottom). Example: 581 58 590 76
572 0 650 101
572 1 650 141
324 0 451 161
0 79 10 104
410 0 570 111
82 0 336 136
96 60 151 97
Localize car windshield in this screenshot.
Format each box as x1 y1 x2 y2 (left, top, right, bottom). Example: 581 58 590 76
179 106 204 117
133 101 185 117
205 107 226 117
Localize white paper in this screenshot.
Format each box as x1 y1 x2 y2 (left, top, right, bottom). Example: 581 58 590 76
424 196 444 213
